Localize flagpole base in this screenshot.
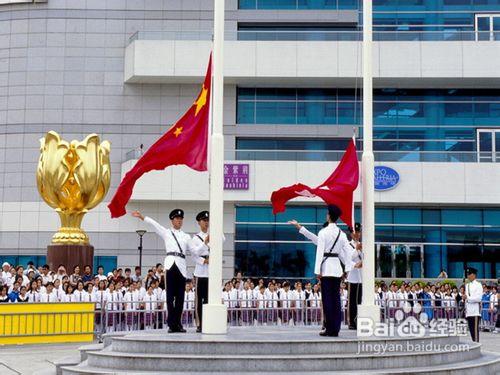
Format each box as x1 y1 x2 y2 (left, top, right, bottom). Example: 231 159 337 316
202 304 227 334
357 304 381 337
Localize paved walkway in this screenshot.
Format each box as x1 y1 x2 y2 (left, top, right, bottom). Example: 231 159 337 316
0 330 498 375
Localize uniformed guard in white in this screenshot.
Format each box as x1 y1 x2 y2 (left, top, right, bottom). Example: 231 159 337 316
314 205 353 337
463 267 483 342
132 209 191 333
347 223 363 330
188 210 210 333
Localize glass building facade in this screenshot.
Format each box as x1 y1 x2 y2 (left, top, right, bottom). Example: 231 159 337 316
236 88 500 162
235 206 500 280
238 1 500 41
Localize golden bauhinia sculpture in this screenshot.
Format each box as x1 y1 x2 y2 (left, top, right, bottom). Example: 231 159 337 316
37 131 111 245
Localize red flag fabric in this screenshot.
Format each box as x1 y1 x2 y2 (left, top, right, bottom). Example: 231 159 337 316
108 55 212 218
270 139 359 228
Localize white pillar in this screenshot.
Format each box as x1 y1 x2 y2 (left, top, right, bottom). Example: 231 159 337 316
357 0 380 329
203 0 227 335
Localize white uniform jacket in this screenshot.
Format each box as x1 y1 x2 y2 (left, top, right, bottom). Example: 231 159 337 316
144 216 191 278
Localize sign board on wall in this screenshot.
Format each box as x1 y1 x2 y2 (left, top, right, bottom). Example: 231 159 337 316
374 166 400 191
224 164 249 190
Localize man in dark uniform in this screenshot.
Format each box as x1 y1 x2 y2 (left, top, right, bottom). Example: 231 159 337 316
314 205 353 337
132 208 191 333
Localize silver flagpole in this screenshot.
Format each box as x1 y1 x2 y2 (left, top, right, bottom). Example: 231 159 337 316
203 0 227 334
358 0 380 330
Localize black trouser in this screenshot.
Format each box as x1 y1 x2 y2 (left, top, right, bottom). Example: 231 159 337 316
467 316 480 342
195 277 208 329
321 276 342 335
166 263 185 330
348 282 362 329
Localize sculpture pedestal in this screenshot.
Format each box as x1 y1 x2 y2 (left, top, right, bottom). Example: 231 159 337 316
47 244 94 273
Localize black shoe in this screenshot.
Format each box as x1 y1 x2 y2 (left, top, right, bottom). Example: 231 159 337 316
177 326 187 333
348 326 357 330
196 327 202 333
168 328 178 333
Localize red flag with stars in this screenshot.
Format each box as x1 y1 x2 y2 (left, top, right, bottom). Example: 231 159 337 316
108 54 212 218
270 138 359 228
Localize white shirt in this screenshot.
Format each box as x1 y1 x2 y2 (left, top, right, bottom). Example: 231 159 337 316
189 231 210 278
293 290 306 309
465 280 483 317
40 291 58 303
280 290 294 308
105 290 122 310
184 290 195 310
26 290 40 303
299 226 318 245
93 290 107 309
490 293 498 310
142 293 157 312
340 289 348 308
1 271 13 286
265 290 279 308
346 240 363 284
310 292 322 308
96 274 107 282
314 223 353 277
257 292 266 309
41 273 53 286
144 216 191 278
71 290 90 302
239 289 254 308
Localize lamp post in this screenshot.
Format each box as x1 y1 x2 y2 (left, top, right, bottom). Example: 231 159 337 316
136 230 146 272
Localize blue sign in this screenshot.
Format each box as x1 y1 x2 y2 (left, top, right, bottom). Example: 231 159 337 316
374 166 400 191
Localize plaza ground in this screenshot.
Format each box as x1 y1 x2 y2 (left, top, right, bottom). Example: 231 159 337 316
0 331 498 375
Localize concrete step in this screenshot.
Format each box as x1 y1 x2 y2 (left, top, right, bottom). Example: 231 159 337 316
61 351 500 375
51 354 81 375
83 344 482 372
111 333 461 355
77 343 104 361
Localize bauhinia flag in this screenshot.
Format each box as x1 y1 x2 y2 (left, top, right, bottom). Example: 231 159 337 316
270 138 359 228
108 55 212 218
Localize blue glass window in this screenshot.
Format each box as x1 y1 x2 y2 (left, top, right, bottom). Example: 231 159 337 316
235 206 500 279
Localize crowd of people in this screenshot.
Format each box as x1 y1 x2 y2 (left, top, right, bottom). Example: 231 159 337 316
0 260 498 333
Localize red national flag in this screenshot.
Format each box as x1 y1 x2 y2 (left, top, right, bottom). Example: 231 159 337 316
270 139 359 228
108 55 212 218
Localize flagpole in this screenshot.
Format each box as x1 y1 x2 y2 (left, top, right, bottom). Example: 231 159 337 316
358 0 380 330
203 0 227 334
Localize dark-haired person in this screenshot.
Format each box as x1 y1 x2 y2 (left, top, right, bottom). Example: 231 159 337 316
463 267 483 342
82 265 93 283
69 265 81 288
131 266 142 283
62 284 74 302
95 265 107 282
41 282 58 303
40 264 53 286
131 209 191 333
26 280 39 302
189 210 211 332
72 280 90 302
347 223 363 330
0 286 10 303
314 205 353 337
17 286 29 302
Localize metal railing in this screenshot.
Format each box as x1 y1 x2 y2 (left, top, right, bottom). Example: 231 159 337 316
2 299 496 340
128 30 496 44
